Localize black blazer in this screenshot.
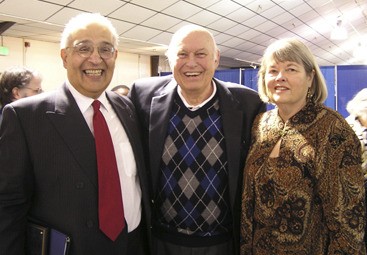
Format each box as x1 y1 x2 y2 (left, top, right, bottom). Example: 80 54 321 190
129 75 266 255
0 84 151 255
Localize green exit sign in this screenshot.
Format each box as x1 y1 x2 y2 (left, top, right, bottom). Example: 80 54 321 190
0 46 9 56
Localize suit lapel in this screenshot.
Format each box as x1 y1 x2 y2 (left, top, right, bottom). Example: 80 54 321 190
106 91 134 137
149 80 177 193
106 91 141 155
46 84 97 187
216 80 244 208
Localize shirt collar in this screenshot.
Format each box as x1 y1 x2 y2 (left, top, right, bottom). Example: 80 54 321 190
66 80 109 113
177 80 217 111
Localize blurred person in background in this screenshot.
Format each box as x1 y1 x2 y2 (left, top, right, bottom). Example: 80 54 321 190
0 66 43 123
346 87 367 248
346 88 367 179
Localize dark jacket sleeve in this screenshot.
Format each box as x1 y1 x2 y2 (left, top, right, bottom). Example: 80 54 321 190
0 104 33 255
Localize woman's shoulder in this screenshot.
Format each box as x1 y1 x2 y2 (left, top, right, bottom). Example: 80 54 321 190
318 104 351 126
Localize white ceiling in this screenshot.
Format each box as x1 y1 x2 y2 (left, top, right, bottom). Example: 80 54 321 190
0 0 367 68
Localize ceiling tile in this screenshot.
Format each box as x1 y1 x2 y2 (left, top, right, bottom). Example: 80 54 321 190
259 5 287 20
223 48 246 58
185 10 221 26
255 21 280 33
217 45 231 54
226 7 257 24
213 33 234 44
129 0 179 12
109 3 156 24
297 10 321 24
262 26 288 38
186 0 222 8
246 34 272 46
243 0 277 14
206 0 243 16
296 26 320 40
45 8 87 26
222 37 246 48
68 0 125 15
239 29 263 40
165 21 193 33
288 3 313 17
241 15 267 28
148 31 173 46
9 24 57 35
38 0 75 4
109 19 137 35
29 34 60 43
140 13 182 31
0 0 62 21
206 18 239 33
122 26 162 41
277 0 307 11
162 2 203 19
245 43 267 53
225 24 250 37
271 12 296 25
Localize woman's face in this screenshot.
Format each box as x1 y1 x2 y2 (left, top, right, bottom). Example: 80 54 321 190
265 59 313 114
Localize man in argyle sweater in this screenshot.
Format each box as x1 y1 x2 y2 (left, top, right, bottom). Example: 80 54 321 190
129 24 266 255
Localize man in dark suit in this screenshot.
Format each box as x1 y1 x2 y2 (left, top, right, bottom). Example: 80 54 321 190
0 13 150 255
129 24 266 255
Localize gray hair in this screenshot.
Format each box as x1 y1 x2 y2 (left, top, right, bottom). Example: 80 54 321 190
60 13 119 49
165 24 219 66
346 88 367 118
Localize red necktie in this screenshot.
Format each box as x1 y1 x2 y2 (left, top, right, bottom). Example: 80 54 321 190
92 100 125 241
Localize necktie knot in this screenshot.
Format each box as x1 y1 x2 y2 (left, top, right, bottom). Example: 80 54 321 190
92 100 101 113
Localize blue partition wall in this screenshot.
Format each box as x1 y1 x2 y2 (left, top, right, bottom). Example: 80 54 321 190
320 66 335 110
214 69 240 84
242 68 258 91
160 65 367 117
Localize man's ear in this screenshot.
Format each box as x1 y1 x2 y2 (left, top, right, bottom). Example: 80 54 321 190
214 50 220 66
60 49 68 68
12 87 22 100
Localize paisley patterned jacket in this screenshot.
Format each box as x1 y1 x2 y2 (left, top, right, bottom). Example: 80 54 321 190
241 102 366 255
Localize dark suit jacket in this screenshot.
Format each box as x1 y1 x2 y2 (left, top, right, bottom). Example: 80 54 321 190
129 75 266 255
0 84 151 255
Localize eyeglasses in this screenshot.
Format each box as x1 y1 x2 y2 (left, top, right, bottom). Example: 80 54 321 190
23 87 43 94
69 43 116 59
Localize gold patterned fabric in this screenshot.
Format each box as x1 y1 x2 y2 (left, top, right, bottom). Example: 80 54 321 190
241 102 366 255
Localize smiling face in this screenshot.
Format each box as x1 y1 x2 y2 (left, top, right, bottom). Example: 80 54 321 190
169 29 219 102
60 23 117 99
265 59 314 118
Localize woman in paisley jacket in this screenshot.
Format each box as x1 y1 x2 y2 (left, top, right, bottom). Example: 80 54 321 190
240 38 366 255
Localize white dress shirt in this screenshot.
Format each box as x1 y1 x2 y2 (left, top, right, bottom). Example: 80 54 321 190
66 81 142 232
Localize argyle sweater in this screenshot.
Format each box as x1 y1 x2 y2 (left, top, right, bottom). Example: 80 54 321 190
154 93 232 245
